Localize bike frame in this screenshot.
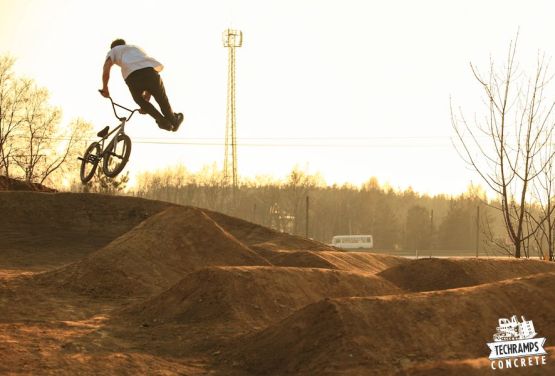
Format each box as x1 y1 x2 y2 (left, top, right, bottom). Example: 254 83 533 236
97 121 125 159
96 93 139 160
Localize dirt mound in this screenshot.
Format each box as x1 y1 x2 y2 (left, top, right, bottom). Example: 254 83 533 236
1 191 338 269
256 249 408 274
0 192 170 268
0 176 57 192
229 271 555 375
39 206 269 297
256 250 338 269
317 251 409 274
378 257 555 292
124 266 402 328
203 209 335 252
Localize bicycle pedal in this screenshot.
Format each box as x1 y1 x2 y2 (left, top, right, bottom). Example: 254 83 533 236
86 155 99 163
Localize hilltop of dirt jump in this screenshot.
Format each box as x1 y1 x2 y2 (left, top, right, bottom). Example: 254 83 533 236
1 190 555 375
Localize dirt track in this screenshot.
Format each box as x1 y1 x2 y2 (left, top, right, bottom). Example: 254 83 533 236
1 190 554 375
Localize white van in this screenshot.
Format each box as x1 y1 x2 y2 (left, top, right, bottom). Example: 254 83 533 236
331 235 374 250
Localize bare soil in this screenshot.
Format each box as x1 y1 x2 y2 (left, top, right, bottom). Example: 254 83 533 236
378 257 555 292
0 176 57 193
1 189 554 375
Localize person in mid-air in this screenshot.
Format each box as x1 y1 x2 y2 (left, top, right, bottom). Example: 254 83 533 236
100 39 184 132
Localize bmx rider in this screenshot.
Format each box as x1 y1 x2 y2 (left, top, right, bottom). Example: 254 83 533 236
100 39 184 132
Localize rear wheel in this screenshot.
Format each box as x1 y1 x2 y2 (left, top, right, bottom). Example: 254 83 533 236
80 142 101 183
103 134 131 178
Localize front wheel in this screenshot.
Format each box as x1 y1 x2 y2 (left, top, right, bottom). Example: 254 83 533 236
103 134 131 178
80 142 101 183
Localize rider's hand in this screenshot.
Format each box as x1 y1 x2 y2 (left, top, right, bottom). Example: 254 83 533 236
100 88 110 98
138 108 147 114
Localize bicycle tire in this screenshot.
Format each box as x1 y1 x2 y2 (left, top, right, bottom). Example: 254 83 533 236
80 142 101 183
103 134 132 178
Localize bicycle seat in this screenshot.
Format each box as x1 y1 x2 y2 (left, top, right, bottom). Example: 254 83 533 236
97 126 109 138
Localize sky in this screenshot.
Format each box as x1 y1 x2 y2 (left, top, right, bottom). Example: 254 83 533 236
1 0 555 195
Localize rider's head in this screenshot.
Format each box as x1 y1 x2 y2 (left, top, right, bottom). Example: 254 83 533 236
110 39 126 49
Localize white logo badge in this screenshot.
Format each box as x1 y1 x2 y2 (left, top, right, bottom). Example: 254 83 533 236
487 315 548 370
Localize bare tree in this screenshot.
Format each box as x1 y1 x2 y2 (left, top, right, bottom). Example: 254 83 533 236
528 141 555 260
14 87 62 182
0 56 31 176
1 55 92 185
13 86 91 184
452 37 555 258
284 165 324 235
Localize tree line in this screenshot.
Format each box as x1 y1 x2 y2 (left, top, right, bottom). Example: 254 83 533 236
120 164 526 256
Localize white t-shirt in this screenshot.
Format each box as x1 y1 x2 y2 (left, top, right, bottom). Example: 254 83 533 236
106 45 164 79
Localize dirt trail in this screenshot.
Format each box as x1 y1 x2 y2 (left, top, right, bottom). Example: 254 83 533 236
227 272 555 375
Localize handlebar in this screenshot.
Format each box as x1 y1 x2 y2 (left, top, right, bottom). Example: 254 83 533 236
98 90 140 122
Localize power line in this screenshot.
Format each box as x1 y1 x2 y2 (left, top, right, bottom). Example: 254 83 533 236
15 136 456 148
14 134 466 142
128 140 452 148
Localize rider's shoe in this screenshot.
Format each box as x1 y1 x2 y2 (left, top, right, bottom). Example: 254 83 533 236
156 118 173 131
172 113 184 132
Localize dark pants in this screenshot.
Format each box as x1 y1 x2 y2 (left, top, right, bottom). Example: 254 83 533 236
125 67 176 129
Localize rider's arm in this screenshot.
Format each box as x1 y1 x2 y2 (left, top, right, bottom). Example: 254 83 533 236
101 57 113 97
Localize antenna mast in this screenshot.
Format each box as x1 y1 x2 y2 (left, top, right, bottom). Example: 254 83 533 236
222 29 243 188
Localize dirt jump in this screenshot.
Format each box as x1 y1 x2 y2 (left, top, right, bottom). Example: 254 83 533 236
1 184 554 374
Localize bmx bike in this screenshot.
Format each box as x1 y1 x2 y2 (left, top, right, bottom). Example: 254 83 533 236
78 91 139 183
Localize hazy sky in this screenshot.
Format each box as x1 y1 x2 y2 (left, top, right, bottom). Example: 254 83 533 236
1 0 554 194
